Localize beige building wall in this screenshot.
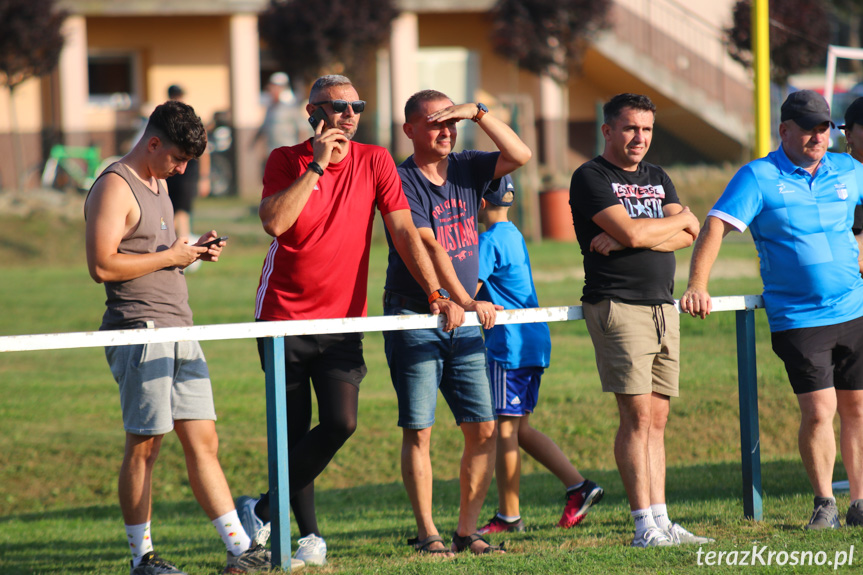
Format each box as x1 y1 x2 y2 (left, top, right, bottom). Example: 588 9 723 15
0 79 45 190
0 0 750 193
0 80 42 133
416 12 535 152
617 0 748 83
419 13 526 97
0 11 267 195
86 16 232 130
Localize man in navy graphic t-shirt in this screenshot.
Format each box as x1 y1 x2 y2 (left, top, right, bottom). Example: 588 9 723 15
383 89 531 556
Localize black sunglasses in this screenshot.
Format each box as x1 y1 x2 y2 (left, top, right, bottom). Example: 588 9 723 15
312 100 366 114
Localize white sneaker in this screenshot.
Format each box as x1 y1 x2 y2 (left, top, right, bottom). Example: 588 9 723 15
295 534 327 566
253 523 271 548
664 523 715 545
631 526 673 548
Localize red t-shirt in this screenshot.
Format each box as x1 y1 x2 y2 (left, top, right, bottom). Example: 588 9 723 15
255 140 409 321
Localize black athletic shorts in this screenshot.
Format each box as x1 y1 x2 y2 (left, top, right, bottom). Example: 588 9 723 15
256 332 367 391
771 314 863 395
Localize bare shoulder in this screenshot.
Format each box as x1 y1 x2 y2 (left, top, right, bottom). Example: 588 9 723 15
84 170 138 233
85 171 134 216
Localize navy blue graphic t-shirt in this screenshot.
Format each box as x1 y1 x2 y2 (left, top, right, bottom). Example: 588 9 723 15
385 150 499 303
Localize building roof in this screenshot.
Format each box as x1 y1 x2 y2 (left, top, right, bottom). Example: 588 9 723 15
59 0 496 16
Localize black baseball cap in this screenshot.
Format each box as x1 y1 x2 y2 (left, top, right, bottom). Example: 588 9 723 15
484 175 514 206
780 90 834 130
839 97 863 131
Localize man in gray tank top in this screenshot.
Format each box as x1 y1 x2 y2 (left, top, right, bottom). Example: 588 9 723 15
84 101 290 574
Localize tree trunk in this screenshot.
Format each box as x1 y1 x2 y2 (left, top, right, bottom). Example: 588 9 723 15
7 85 26 192
850 13 862 76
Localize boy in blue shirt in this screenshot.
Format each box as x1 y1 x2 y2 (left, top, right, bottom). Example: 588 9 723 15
476 175 604 533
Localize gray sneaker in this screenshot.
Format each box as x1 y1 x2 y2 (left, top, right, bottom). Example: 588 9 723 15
664 523 715 545
805 499 841 530
223 542 306 574
847 500 863 527
630 526 673 548
130 552 186 575
237 495 270 542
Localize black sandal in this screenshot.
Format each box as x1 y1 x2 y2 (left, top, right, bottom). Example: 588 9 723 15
451 531 506 554
407 535 453 555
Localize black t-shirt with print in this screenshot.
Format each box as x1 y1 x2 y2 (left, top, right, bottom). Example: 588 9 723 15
569 155 681 305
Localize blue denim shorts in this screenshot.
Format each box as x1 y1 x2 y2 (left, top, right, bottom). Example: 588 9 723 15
383 304 495 429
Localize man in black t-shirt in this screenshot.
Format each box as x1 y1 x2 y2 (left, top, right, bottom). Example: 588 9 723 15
570 93 710 547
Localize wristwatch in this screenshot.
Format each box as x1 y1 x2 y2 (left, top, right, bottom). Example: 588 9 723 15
472 103 488 123
428 288 451 304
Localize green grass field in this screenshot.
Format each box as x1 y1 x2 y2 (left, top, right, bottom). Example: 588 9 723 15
0 190 859 574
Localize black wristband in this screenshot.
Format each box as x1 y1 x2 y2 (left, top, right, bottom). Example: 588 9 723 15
307 161 324 176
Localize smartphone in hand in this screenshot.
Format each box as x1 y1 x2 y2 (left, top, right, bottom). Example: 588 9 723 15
308 107 328 130
199 235 228 248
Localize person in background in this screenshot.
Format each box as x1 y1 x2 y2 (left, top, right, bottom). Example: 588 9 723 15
165 85 211 257
475 174 604 536
839 97 863 270
253 72 304 161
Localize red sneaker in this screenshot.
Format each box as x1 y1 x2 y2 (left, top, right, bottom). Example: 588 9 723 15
558 480 604 528
477 514 525 534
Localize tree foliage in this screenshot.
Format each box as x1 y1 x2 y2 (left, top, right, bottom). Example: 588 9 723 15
259 0 399 92
490 0 611 84
828 0 863 21
0 0 66 92
726 0 829 86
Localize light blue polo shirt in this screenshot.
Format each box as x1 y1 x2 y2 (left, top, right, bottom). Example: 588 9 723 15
710 146 863 332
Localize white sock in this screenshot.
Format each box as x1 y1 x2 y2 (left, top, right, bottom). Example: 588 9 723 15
213 510 251 556
651 503 672 531
126 522 154 567
566 480 586 493
632 508 657 535
497 512 521 522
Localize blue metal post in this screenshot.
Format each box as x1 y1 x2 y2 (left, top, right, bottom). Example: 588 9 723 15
736 309 763 520
264 337 292 570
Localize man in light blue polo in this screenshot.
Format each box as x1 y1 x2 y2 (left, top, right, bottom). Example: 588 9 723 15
682 90 863 530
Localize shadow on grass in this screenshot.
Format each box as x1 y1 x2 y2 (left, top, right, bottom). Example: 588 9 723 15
317 456 815 522
0 502 222 575
0 500 202 524
0 458 828 573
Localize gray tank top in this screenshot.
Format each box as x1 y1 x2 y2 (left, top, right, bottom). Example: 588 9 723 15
97 162 193 330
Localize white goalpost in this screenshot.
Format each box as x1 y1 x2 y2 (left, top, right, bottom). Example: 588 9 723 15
823 44 863 116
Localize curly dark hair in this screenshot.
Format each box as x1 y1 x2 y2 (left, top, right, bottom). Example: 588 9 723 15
404 89 453 123
603 93 656 125
144 100 207 158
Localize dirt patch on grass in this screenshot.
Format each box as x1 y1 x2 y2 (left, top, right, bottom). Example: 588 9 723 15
0 188 85 220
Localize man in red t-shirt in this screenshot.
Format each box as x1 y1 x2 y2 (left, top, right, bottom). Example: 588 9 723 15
237 74 464 566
